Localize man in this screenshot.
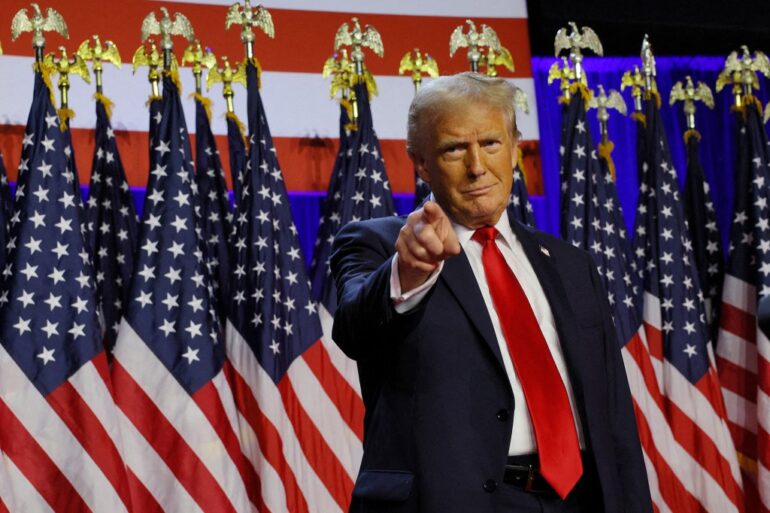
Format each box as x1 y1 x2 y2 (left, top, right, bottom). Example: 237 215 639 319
331 72 652 513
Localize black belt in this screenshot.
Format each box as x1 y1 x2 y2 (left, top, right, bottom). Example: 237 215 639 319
502 454 552 494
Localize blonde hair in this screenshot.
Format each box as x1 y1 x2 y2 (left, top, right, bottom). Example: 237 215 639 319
406 72 519 155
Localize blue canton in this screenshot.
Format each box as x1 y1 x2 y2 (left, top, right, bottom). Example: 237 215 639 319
0 74 102 396
85 98 139 353
560 92 641 345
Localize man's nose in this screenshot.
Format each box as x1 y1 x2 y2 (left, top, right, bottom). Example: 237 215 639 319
465 145 485 176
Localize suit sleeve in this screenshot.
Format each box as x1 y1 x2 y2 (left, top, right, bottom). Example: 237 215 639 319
330 220 427 362
588 260 654 513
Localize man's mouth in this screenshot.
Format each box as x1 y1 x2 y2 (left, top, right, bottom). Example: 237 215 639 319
462 184 495 196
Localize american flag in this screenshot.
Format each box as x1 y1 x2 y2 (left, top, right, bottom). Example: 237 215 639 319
111 76 255 512
0 72 132 511
194 95 234 321
715 98 770 513
310 103 354 309
0 150 10 271
225 62 362 513
683 130 723 338
85 95 139 354
509 164 536 226
633 94 743 512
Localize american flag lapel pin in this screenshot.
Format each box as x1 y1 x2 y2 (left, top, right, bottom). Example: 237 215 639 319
540 245 550 257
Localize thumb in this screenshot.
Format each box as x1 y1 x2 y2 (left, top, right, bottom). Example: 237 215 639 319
442 224 461 256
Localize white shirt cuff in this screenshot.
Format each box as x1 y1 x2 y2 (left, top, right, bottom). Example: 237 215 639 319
390 255 443 313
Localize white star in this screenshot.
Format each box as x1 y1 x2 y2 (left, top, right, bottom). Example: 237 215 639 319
29 210 46 228
159 319 176 337
41 136 55 152
155 140 171 155
17 290 35 308
44 293 62 310
41 320 59 338
68 322 86 339
136 291 153 308
182 346 200 364
168 241 185 258
138 265 156 282
683 344 698 358
188 296 204 312
71 296 88 314
55 216 73 234
170 215 187 232
37 346 56 365
184 321 202 338
20 263 38 281
683 322 696 335
269 340 281 354
146 213 162 230
165 267 182 284
32 185 49 202
161 293 179 310
173 191 190 207
24 237 42 254
147 189 164 205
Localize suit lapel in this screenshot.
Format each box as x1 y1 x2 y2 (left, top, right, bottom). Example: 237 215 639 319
509 221 588 404
440 251 506 371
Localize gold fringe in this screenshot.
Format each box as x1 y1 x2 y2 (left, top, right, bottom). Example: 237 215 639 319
57 107 75 132
339 98 356 130
33 61 57 107
597 140 616 181
163 68 183 94
247 57 263 90
558 95 570 106
631 111 647 127
744 94 764 116
94 92 115 119
193 93 213 121
568 82 592 105
226 111 246 142
644 89 662 109
683 128 701 144
736 451 758 476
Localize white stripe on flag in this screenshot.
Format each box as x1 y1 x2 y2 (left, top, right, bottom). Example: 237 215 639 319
113 321 252 512
640 450 671 513
156 0 529 18
716 328 757 372
758 385 770 437
225 320 343 513
721 274 757 314
0 345 128 513
722 386 758 434
288 353 363 479
116 407 205 513
211 370 246 449
0 453 54 513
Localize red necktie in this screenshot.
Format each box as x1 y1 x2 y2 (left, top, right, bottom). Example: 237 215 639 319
472 227 582 499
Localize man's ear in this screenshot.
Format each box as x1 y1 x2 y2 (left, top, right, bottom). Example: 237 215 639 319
410 152 431 184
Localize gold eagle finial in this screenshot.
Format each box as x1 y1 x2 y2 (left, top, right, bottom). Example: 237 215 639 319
716 45 770 108
449 19 501 72
620 65 645 112
553 22 603 84
225 1 274 61
480 45 514 77
670 76 714 131
334 17 384 76
77 35 121 93
182 40 217 94
141 6 194 71
11 3 68 60
398 48 439 91
207 55 246 113
44 45 90 116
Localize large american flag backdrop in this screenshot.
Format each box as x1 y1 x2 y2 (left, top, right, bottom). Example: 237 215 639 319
0 0 540 200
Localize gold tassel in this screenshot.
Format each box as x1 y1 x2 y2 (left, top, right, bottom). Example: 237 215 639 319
57 107 75 132
644 89 662 109
193 93 213 121
247 56 263 90
94 92 115 120
33 61 57 107
631 111 647 127
736 451 758 476
597 140 616 181
683 128 701 145
226 111 246 143
568 82 592 105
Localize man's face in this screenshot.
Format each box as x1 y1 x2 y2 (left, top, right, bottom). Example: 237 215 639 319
412 101 516 229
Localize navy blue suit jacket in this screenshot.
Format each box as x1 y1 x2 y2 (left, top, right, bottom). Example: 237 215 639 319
331 215 652 513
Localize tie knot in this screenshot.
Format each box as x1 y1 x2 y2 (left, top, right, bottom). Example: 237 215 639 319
472 226 499 244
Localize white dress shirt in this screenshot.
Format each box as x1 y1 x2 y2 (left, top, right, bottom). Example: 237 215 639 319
390 210 585 456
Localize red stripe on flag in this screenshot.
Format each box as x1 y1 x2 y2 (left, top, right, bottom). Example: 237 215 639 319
759 350 770 396
727 419 757 459
0 398 91 512
46 379 132 510
0 497 8 513
112 361 239 513
225 364 310 513
125 468 164 513
720 302 757 344
717 355 758 402
301 341 364 440
630 400 705 513
192 376 264 510
625 333 665 411
277 377 355 510
0 126 543 196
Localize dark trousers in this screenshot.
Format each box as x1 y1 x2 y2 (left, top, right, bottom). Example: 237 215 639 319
495 454 603 512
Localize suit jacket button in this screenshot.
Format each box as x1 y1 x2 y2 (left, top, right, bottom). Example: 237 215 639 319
496 409 509 421
483 479 497 493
